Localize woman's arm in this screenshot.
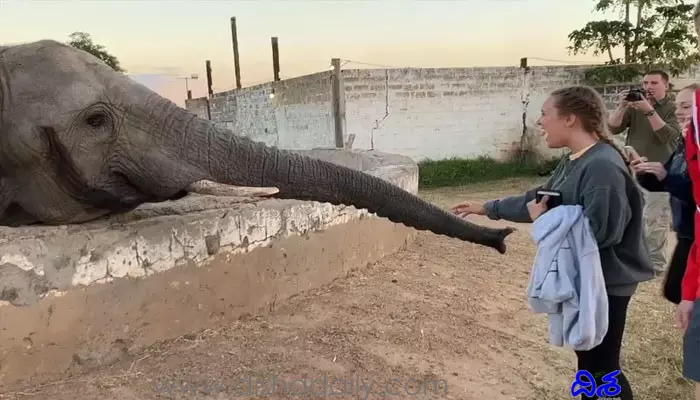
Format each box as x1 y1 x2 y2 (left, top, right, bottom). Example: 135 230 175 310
663 171 694 205
580 187 632 249
579 163 632 249
483 155 566 223
636 172 665 192
635 150 693 203
661 153 694 204
682 244 700 302
484 186 542 223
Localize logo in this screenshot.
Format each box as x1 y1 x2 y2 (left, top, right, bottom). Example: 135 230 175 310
570 370 621 398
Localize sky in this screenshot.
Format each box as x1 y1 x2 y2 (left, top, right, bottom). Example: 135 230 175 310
0 0 655 107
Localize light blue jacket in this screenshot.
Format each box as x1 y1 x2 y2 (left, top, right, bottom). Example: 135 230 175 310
527 205 608 351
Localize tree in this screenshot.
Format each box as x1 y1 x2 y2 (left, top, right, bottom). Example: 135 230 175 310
67 32 125 73
566 0 700 84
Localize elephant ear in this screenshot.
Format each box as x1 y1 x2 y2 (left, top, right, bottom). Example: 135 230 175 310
0 46 6 129
0 134 15 220
695 1 700 39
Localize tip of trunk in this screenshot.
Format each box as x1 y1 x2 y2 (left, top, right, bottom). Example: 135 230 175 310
489 226 516 254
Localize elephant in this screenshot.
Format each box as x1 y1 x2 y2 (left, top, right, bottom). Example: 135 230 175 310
0 40 515 253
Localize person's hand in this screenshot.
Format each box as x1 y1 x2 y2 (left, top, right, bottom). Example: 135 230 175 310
527 195 549 221
629 97 654 113
628 155 648 167
677 300 694 331
451 201 487 218
617 90 630 108
633 161 667 180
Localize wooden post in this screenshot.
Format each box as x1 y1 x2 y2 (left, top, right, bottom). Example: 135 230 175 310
230 17 242 89
205 60 213 97
520 57 528 68
331 58 344 148
271 37 280 81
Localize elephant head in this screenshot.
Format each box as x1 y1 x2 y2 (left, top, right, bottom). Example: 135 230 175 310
0 40 515 253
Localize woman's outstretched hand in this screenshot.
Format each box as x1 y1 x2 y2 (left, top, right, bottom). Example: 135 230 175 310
450 201 487 218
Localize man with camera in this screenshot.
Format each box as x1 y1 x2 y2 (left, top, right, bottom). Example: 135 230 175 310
609 70 683 277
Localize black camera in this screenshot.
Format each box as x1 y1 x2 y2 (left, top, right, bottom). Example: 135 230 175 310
625 88 647 102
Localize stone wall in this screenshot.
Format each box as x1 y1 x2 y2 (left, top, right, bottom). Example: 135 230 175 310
342 65 587 162
185 64 700 162
185 71 336 149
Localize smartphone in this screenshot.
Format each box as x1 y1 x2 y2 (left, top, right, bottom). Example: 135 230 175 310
623 145 641 161
536 189 563 209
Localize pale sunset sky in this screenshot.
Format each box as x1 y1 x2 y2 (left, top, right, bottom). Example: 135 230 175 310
0 0 657 107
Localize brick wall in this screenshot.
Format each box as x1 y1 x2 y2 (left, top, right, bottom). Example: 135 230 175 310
185 71 335 149
342 66 591 162
185 64 700 162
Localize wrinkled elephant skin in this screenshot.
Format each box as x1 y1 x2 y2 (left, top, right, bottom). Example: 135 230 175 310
0 40 515 253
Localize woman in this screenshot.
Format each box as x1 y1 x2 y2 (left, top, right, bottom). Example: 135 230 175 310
676 83 700 400
451 85 654 400
633 83 697 305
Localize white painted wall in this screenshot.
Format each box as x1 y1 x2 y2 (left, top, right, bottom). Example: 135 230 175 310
185 64 700 162
185 71 337 149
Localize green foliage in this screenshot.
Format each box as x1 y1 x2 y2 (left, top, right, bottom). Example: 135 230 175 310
417 156 560 189
567 0 700 85
67 32 125 73
582 63 643 86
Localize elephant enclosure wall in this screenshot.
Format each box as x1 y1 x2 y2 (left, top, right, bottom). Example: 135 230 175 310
186 71 338 149
186 64 700 163
0 149 418 388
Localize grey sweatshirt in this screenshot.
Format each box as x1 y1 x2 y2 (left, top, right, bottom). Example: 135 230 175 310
484 141 654 296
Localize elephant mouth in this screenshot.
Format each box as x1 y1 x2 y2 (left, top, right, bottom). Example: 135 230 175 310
97 171 159 211
65 171 153 215
41 126 167 214
96 169 193 212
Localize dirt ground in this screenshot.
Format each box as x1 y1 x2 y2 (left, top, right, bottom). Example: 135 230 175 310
0 177 693 400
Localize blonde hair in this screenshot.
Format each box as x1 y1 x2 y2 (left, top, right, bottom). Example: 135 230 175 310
549 85 632 173
680 83 700 92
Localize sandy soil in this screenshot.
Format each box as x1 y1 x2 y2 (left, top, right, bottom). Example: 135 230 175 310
0 177 693 400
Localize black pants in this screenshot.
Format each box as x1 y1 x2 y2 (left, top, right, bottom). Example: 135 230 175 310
663 236 694 305
574 295 633 400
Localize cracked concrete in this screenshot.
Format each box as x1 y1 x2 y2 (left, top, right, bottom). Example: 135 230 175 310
370 69 390 150
0 148 420 388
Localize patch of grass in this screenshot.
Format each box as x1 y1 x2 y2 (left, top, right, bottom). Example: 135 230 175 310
417 156 560 189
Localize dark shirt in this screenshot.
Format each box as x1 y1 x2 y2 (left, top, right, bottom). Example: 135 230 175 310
484 141 654 296
636 137 695 240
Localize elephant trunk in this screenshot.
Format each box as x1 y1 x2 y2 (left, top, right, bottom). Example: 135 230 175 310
142 108 515 253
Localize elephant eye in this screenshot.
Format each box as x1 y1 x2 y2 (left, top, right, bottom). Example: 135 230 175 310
85 113 106 128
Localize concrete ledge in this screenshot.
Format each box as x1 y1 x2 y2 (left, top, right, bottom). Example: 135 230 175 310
0 149 419 388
